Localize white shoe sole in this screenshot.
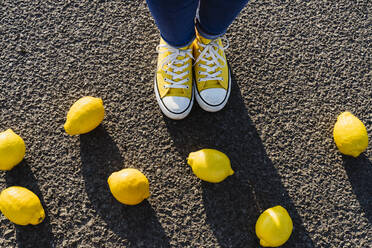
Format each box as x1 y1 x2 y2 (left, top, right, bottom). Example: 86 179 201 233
154 76 194 120
194 67 231 112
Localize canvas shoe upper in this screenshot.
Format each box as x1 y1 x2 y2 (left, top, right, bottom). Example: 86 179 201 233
154 38 194 120
193 34 231 112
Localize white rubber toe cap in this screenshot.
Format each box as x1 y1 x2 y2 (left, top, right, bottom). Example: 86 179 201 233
162 96 190 114
199 88 227 106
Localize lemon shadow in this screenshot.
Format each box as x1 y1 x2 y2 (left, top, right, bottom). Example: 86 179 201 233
79 126 170 248
163 73 315 247
5 161 55 248
343 154 372 224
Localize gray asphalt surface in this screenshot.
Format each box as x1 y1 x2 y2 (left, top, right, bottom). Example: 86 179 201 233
0 0 371 247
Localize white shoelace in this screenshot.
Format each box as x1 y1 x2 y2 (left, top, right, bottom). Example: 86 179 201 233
156 44 193 89
194 37 229 82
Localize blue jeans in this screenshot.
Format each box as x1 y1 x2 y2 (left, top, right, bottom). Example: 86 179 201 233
146 0 249 48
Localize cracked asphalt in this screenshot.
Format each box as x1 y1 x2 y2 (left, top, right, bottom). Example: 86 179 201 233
0 0 371 247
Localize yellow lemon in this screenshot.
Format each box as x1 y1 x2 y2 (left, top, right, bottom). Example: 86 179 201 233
64 96 105 135
187 149 234 183
0 186 45 225
255 206 293 247
108 168 150 205
0 129 26 171
333 112 368 157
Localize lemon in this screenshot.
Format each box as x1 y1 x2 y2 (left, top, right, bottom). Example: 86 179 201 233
333 112 368 157
0 186 45 225
0 129 26 171
187 149 234 183
255 205 293 247
108 168 150 205
64 96 105 135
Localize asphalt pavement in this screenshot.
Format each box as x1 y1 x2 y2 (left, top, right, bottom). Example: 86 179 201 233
0 0 371 247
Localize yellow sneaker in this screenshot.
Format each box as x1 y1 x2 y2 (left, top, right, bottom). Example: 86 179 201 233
154 38 194 120
193 34 231 112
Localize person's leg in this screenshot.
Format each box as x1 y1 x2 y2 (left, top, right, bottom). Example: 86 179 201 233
146 0 198 120
146 0 199 48
193 0 249 112
196 0 249 39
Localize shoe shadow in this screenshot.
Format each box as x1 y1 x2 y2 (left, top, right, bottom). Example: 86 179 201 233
79 126 171 248
5 161 55 248
163 73 315 247
343 154 372 224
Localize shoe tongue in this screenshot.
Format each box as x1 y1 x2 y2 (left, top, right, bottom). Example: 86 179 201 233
178 41 194 50
162 38 191 50
179 45 191 50
197 35 212 45
173 44 191 60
